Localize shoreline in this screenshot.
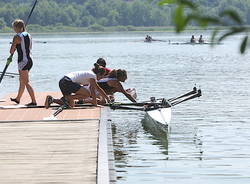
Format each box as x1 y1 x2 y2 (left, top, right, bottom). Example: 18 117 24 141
0 25 231 35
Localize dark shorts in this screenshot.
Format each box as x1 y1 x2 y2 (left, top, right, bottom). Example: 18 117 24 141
23 60 33 71
59 76 81 96
19 59 33 71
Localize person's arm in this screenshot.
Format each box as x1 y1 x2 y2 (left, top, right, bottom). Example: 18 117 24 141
10 35 21 55
110 81 136 102
89 78 110 104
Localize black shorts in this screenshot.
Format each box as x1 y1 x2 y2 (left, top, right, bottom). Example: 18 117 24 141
18 59 33 71
22 60 33 71
59 76 81 96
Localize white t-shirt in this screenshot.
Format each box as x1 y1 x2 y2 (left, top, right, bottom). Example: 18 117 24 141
66 71 96 85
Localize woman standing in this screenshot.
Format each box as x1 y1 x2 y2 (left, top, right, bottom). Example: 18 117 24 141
9 19 37 106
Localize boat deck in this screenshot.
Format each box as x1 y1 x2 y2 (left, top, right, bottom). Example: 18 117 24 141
0 92 115 184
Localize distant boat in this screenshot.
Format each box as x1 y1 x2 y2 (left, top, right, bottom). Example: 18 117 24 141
170 41 223 45
144 39 167 43
34 41 47 44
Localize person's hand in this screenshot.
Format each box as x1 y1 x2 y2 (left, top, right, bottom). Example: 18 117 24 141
7 55 13 65
106 96 111 103
109 95 115 102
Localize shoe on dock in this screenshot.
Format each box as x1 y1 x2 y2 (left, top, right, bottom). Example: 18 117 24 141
45 95 53 109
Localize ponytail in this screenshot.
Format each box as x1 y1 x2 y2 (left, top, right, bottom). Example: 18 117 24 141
12 19 25 32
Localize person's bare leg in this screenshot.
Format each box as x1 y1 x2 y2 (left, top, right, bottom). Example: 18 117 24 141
53 99 64 105
14 70 27 102
24 70 36 103
65 95 75 107
67 87 91 107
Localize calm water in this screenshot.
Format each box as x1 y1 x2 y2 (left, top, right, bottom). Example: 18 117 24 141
1 32 250 184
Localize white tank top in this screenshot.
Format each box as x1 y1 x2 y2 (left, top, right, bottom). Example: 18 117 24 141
66 71 96 85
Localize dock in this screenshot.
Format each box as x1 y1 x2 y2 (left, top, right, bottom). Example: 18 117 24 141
0 92 115 184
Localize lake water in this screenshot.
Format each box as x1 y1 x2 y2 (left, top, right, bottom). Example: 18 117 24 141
0 32 250 184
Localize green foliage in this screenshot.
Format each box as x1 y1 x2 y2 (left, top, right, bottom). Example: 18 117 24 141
0 0 249 53
88 23 105 31
159 0 250 53
0 0 173 28
0 18 6 29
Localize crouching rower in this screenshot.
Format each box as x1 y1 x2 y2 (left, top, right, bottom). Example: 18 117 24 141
96 69 137 104
45 63 110 108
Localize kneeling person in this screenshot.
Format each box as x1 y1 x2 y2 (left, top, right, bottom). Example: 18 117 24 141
45 63 110 108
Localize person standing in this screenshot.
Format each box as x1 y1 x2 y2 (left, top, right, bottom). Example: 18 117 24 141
9 19 37 106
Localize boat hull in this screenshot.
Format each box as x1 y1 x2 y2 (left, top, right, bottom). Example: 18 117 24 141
143 107 171 133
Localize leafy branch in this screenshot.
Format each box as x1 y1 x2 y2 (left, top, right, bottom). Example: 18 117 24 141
159 0 249 53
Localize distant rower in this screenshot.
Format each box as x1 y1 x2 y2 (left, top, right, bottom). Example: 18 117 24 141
145 35 153 42
190 35 196 43
198 35 204 43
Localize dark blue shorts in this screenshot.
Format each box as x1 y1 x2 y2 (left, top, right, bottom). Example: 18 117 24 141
59 76 81 96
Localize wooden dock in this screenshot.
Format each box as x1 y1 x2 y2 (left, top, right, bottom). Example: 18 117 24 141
0 92 115 184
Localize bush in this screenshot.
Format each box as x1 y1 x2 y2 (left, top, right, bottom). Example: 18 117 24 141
126 25 136 31
114 26 128 31
88 23 105 31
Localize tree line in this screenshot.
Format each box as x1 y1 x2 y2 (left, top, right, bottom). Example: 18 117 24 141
0 0 249 30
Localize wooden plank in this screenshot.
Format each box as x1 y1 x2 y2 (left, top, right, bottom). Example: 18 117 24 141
0 92 101 121
0 120 99 184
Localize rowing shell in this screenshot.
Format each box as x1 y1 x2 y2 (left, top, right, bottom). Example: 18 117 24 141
143 106 171 133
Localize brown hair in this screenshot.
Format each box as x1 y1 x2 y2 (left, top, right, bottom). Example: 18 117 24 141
92 63 106 75
12 19 25 32
109 69 127 81
96 58 106 67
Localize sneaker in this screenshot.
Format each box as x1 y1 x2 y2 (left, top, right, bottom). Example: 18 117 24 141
45 95 53 109
10 98 20 104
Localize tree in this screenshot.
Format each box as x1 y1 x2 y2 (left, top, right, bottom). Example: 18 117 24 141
0 18 6 29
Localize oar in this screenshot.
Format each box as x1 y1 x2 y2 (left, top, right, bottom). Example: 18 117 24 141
109 105 145 111
0 103 95 110
168 86 197 102
0 58 13 84
43 103 69 120
2 74 15 78
25 0 38 27
140 87 197 104
0 72 19 76
105 102 163 107
152 39 167 42
0 0 38 85
171 89 202 106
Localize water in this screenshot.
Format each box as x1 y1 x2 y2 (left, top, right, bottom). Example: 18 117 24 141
0 32 250 184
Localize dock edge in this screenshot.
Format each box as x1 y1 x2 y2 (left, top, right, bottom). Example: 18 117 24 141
97 107 116 184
